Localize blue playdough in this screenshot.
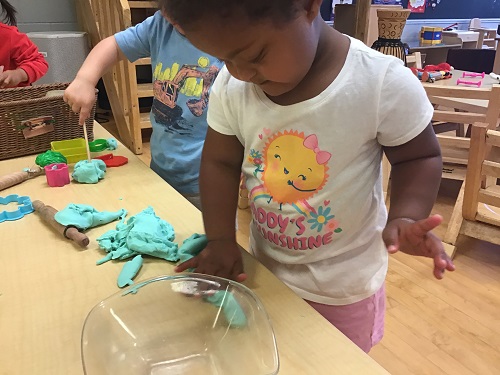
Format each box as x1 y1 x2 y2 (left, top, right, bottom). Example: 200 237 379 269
72 159 106 184
117 255 143 288
54 204 126 231
178 233 208 264
106 138 118 150
205 291 248 328
175 234 247 327
96 206 178 264
0 195 34 223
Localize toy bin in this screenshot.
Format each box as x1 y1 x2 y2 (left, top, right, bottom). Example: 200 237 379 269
420 27 443 45
0 83 96 161
50 138 87 164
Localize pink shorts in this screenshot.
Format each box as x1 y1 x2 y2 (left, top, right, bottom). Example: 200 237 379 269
306 284 386 353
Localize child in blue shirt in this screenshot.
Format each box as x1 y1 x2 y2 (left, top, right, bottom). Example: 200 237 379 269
65 11 223 209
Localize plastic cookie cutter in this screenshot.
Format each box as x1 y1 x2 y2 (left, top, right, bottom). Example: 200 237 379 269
94 153 128 167
0 194 34 223
88 139 108 152
44 163 70 187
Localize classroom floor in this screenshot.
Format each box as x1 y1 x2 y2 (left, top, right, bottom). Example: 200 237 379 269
100 112 500 375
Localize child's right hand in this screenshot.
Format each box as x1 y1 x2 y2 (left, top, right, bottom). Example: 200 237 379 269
64 77 96 125
175 239 247 282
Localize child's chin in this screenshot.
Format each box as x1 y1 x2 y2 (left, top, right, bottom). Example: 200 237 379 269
260 83 293 98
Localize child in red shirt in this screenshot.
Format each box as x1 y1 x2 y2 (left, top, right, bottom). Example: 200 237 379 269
0 0 48 88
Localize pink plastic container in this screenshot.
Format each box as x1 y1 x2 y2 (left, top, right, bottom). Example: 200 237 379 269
44 163 70 187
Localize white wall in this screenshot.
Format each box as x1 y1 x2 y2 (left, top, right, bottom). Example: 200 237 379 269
10 0 79 32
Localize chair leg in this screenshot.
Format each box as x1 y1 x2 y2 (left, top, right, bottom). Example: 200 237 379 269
443 182 465 259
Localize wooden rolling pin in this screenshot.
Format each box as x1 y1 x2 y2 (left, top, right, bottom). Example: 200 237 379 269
32 200 90 248
0 167 44 191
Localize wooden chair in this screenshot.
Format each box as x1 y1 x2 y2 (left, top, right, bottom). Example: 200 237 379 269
444 124 500 258
380 84 500 205
406 52 422 69
424 84 500 181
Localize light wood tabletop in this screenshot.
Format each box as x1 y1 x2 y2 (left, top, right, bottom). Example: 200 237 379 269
0 123 390 374
422 69 499 112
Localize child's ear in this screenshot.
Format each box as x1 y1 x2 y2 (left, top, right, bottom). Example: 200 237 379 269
304 0 323 22
161 9 186 35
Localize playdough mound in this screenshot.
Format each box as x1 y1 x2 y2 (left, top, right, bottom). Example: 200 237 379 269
72 159 107 184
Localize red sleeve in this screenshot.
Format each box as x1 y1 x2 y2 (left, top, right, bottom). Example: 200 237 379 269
10 28 49 84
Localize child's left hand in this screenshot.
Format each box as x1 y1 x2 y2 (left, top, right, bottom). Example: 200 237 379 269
0 68 28 88
382 214 455 279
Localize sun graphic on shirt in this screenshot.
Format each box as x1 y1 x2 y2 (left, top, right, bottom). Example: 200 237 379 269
262 130 329 204
198 56 210 68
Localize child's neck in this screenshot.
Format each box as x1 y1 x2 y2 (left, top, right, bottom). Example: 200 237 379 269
269 23 350 106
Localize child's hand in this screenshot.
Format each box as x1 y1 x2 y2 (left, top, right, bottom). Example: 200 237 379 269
0 68 28 88
175 239 247 282
64 77 96 125
382 214 455 279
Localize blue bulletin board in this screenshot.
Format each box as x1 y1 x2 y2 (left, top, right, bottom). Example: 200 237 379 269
401 0 500 19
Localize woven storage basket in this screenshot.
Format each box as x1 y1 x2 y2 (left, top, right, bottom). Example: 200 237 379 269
0 82 96 161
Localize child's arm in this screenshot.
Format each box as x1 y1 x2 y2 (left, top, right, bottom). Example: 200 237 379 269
0 28 48 88
64 36 124 124
383 124 455 279
175 127 247 282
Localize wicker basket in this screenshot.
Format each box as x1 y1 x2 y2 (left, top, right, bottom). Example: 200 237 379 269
0 82 96 161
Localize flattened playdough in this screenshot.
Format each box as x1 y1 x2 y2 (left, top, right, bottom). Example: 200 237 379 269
96 207 178 264
72 159 106 184
54 204 127 230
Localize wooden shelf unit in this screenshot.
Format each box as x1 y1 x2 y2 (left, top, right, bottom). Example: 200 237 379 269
76 0 158 154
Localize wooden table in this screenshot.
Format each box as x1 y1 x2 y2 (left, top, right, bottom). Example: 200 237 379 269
407 42 462 66
423 69 499 113
0 123 390 374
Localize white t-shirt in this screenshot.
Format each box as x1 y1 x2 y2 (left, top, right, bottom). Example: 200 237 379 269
207 37 434 305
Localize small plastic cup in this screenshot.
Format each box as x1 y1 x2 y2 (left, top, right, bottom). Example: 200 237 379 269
44 163 70 187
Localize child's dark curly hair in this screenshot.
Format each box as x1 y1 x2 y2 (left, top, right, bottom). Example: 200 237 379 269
0 0 16 25
159 0 305 29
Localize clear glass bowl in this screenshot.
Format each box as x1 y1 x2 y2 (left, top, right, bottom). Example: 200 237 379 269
81 274 279 375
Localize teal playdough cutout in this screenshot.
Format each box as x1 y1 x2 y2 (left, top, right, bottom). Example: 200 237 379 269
54 204 126 231
0 194 34 223
117 255 143 288
205 291 247 328
96 206 178 264
72 159 106 184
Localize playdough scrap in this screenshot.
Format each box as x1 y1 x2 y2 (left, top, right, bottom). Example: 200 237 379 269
206 291 247 328
178 233 208 264
96 206 178 264
72 159 106 184
117 255 143 288
54 203 127 231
